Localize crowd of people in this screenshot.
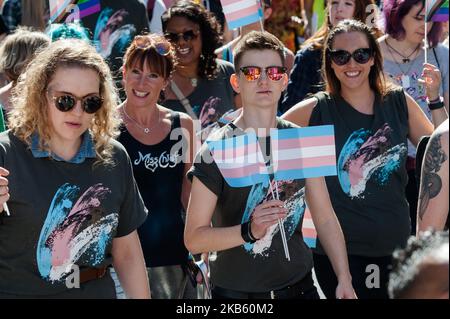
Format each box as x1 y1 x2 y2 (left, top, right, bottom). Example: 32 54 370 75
0 0 448 299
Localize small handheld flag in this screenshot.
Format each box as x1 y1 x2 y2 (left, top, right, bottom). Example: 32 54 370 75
270 125 337 181
220 0 263 30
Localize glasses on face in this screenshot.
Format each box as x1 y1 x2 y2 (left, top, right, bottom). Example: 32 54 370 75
134 35 171 56
164 29 200 43
49 92 103 114
239 66 287 82
328 48 373 66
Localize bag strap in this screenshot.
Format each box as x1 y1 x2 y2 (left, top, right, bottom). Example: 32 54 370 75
170 80 198 120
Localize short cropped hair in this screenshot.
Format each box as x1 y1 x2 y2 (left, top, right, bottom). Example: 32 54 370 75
233 31 285 71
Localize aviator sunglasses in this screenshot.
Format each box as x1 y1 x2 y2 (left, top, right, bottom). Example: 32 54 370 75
328 48 373 66
164 29 200 43
49 91 103 114
134 35 171 56
240 66 287 82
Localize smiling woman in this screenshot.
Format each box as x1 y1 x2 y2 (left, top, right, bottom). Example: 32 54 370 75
0 39 150 299
117 33 196 299
282 19 447 299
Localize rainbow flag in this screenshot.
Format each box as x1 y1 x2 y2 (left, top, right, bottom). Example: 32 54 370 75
302 207 317 248
220 0 263 30
207 132 269 187
270 126 337 181
432 0 449 21
77 0 101 19
426 0 448 21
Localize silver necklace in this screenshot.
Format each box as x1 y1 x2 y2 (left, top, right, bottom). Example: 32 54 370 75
123 104 161 134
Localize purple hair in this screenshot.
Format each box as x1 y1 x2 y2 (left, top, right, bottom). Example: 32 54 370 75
383 0 443 48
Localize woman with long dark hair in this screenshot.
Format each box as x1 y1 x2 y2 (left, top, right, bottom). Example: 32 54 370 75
283 20 447 298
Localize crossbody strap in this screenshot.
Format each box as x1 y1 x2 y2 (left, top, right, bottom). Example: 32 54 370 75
170 80 198 120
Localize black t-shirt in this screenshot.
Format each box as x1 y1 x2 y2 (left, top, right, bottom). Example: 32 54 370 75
309 89 410 257
117 112 189 267
188 118 313 292
0 132 147 298
81 0 149 88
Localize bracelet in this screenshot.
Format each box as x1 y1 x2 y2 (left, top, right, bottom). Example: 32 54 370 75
428 97 445 110
241 221 257 243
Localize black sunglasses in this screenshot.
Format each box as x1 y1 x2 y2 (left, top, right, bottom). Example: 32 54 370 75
164 29 200 43
50 92 103 114
328 48 373 66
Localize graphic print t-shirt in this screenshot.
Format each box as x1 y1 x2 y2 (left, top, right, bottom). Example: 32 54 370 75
309 90 410 257
81 0 149 77
0 132 147 298
188 118 313 293
383 44 449 157
162 59 236 139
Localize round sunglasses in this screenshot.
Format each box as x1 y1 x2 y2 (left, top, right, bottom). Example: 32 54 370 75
240 66 287 82
164 29 200 43
328 48 373 66
50 92 103 114
134 35 171 56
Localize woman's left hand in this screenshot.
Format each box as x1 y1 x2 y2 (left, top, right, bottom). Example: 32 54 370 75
420 63 442 101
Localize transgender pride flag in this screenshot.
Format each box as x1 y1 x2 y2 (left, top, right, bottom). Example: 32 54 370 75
270 126 337 181
49 0 74 22
302 207 317 248
220 0 263 30
207 132 269 187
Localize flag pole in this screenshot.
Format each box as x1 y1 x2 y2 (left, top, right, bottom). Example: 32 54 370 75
424 0 429 64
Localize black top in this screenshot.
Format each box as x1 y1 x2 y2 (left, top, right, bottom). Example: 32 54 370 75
188 118 313 292
118 111 189 267
310 89 411 257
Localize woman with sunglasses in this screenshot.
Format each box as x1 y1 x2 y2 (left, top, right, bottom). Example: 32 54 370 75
161 0 238 142
380 0 449 236
0 39 150 298
283 20 447 299
116 33 196 299
280 0 381 114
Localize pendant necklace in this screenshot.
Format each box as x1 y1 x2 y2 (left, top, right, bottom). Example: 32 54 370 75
123 104 161 134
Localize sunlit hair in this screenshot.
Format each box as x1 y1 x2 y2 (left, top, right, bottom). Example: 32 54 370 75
233 31 285 70
123 33 177 80
0 27 50 82
323 19 396 97
303 0 381 50
383 0 443 48
161 0 223 80
8 39 121 165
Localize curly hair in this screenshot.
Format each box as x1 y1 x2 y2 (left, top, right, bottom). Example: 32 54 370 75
161 0 223 80
8 39 122 165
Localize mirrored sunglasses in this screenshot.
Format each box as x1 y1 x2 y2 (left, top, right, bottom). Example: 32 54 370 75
239 66 287 82
134 35 171 56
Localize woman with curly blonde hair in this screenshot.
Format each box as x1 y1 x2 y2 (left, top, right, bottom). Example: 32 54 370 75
0 39 150 298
